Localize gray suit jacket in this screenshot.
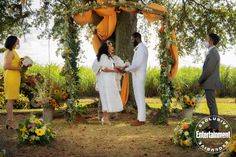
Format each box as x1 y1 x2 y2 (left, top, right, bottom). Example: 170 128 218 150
198 47 222 89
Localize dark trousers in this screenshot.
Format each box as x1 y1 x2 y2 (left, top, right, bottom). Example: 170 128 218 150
205 89 219 129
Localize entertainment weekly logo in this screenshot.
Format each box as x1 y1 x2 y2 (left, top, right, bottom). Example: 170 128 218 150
194 116 232 154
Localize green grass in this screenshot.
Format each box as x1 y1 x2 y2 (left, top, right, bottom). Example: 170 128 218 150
2 64 236 97
27 64 66 84
147 98 236 116
0 108 43 114
1 98 236 116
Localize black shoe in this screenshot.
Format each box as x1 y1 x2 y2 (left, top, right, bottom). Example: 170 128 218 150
212 128 219 132
202 126 219 132
202 126 212 132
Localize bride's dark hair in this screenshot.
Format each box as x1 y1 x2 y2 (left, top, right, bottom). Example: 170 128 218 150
96 42 112 62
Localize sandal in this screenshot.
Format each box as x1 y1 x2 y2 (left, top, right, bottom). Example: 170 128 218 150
101 118 111 126
6 119 18 130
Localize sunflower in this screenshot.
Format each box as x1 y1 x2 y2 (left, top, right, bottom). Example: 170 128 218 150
53 102 59 108
35 128 45 136
187 100 192 106
54 89 60 95
190 100 196 107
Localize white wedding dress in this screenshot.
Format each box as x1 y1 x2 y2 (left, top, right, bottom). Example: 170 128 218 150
92 54 123 113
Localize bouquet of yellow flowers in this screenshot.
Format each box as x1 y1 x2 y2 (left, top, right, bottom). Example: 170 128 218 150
172 118 198 147
219 134 236 157
181 95 202 109
18 115 56 145
174 83 204 109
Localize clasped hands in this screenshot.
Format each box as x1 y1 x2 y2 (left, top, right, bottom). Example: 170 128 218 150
113 65 128 73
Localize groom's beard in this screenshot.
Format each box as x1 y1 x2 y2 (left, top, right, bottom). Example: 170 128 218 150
133 40 139 47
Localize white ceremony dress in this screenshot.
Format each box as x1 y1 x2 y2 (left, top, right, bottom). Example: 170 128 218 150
97 54 123 113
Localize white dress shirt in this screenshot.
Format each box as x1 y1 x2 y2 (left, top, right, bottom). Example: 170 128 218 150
126 42 148 73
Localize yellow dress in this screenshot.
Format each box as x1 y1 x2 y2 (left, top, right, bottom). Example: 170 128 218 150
4 49 21 100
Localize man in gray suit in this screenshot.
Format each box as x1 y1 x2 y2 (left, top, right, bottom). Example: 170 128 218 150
198 33 222 132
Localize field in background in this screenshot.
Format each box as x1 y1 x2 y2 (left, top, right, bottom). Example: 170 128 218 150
1 64 236 97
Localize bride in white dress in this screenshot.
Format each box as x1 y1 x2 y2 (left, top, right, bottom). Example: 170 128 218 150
92 41 123 125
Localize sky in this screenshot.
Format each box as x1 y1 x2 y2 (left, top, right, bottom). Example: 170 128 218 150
0 27 235 69
0 0 235 68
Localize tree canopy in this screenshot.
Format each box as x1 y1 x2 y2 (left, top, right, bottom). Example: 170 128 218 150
1 0 235 55
156 0 236 55
0 0 32 43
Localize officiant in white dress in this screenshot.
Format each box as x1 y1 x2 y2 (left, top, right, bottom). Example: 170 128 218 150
92 41 123 125
124 32 148 126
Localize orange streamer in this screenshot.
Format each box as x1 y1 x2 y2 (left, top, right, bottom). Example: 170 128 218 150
142 3 167 23
95 7 115 16
169 31 178 79
73 10 92 25
120 73 129 106
94 7 117 41
92 34 102 54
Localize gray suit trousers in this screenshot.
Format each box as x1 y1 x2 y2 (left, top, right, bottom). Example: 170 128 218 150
205 89 219 129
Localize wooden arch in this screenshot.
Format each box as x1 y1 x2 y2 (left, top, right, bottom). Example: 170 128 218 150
71 1 178 80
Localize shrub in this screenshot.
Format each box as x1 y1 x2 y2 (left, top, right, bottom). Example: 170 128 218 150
78 67 97 97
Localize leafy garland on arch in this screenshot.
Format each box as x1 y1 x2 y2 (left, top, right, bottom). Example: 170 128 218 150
155 14 175 124
60 12 80 122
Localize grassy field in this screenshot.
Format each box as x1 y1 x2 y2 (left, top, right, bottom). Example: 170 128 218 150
0 98 236 116
0 98 235 157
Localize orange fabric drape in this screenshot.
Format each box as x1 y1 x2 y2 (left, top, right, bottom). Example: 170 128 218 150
120 73 129 106
143 12 161 23
169 31 178 79
95 7 115 16
91 6 117 53
73 10 93 25
96 12 117 41
147 3 167 13
120 7 138 14
92 34 102 54
142 3 167 23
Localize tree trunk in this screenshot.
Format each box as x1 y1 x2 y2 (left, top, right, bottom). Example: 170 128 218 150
115 12 137 109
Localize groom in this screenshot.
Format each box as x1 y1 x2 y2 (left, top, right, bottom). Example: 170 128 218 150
198 33 222 132
124 32 148 126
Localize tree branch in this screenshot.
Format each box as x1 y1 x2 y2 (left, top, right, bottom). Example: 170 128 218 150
71 1 166 16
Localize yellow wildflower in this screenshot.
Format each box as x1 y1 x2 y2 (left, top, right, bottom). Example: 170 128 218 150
34 118 42 125
232 134 236 140
20 126 27 134
184 95 190 101
35 128 45 136
183 138 192 146
184 131 189 136
234 145 236 152
228 145 235 153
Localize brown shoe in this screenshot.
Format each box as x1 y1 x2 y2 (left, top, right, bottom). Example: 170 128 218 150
6 119 18 130
130 120 145 126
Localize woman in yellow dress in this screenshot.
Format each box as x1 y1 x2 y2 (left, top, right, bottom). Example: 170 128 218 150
4 36 21 129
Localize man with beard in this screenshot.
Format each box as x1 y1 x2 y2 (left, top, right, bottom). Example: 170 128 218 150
124 32 148 126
